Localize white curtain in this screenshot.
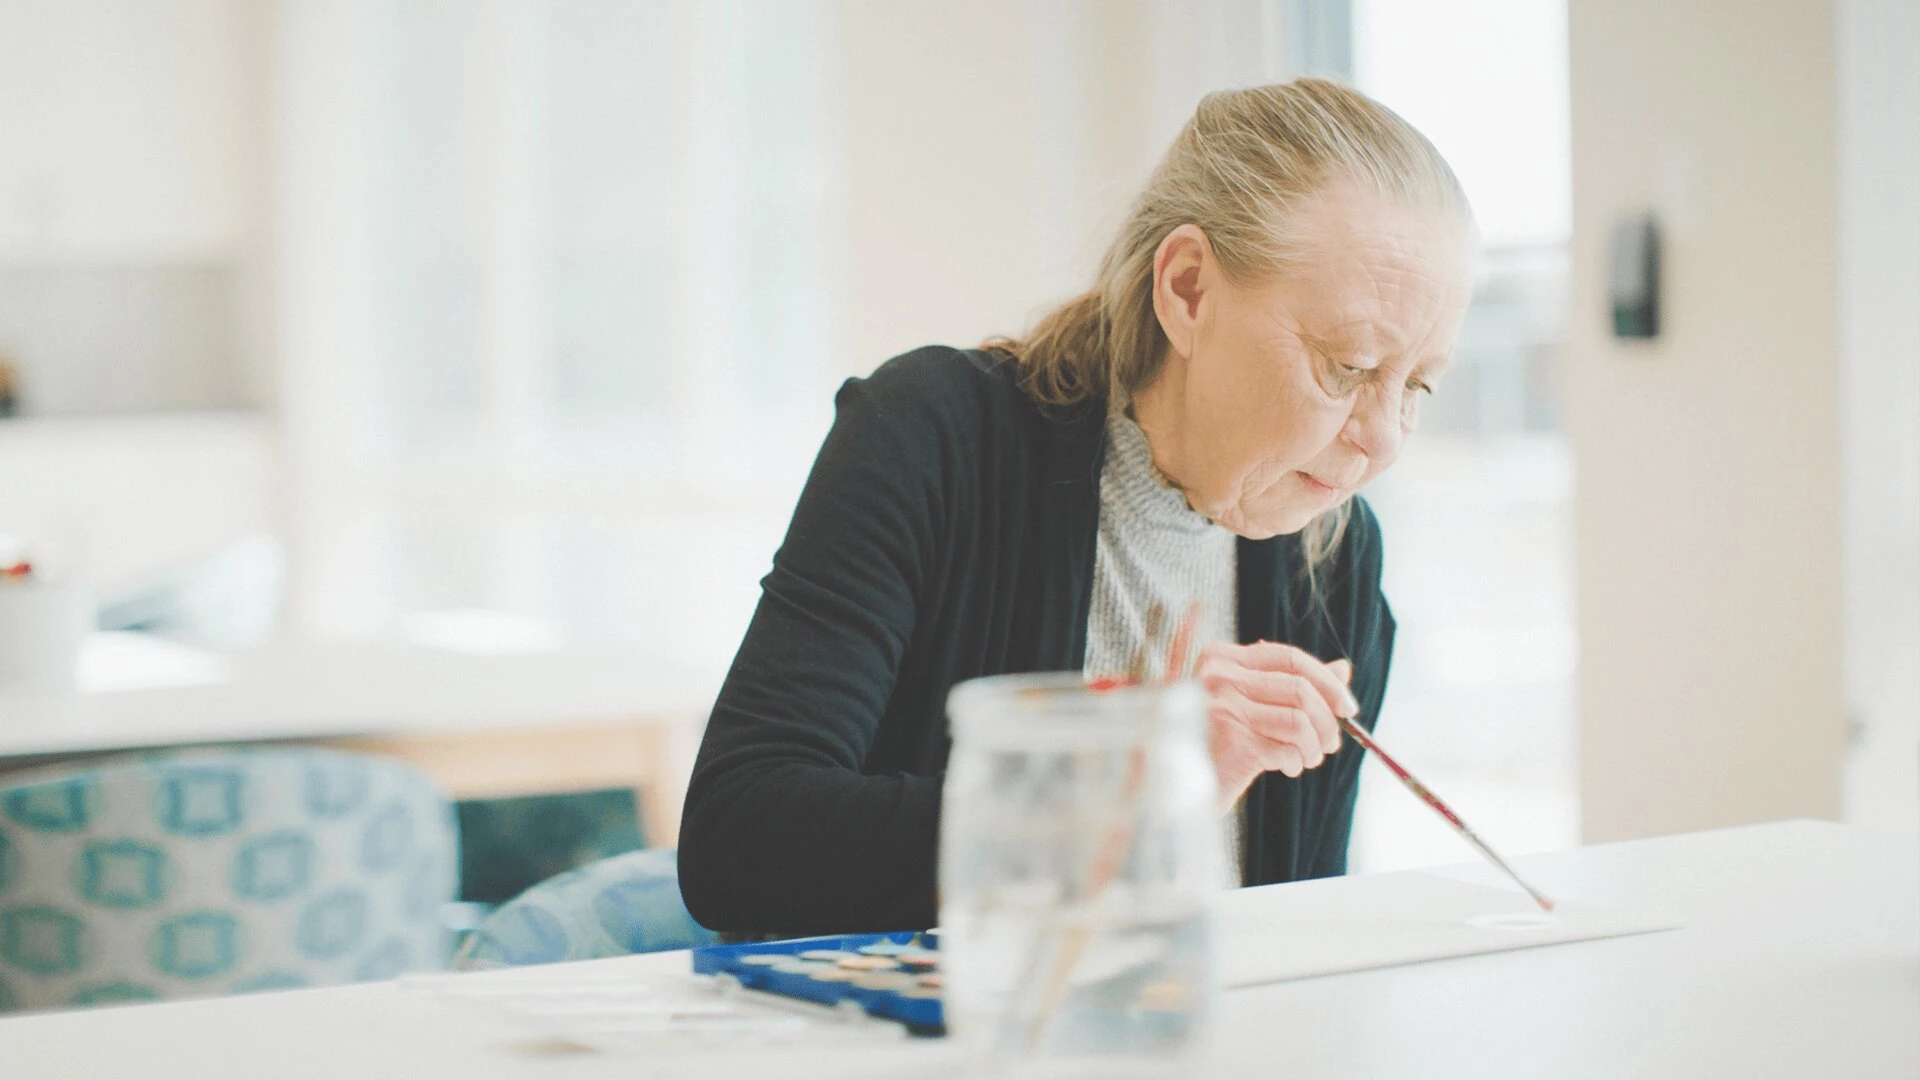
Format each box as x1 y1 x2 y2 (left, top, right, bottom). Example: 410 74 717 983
271 0 836 665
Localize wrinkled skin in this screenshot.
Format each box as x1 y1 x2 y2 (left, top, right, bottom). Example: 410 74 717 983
1132 184 1475 805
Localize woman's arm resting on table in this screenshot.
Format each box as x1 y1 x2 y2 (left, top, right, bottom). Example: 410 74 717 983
678 371 947 936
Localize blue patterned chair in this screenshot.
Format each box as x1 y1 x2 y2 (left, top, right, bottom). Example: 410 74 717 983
0 747 458 1014
452 847 715 970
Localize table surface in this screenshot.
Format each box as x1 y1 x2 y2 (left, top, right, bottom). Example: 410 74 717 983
0 638 724 758
1 819 1913 1079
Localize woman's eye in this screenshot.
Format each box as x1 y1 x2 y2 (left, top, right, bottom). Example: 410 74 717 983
1323 359 1366 392
1408 380 1433 395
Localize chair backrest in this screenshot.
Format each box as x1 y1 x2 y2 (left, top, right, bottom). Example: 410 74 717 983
0 747 457 1014
453 847 715 970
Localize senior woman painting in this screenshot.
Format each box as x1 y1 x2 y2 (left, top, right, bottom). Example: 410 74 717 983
678 79 1475 934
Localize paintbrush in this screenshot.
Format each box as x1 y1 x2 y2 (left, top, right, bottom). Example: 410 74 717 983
1336 715 1557 913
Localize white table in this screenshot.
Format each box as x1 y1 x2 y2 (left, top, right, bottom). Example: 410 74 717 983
0 639 724 840
1 820 1913 1078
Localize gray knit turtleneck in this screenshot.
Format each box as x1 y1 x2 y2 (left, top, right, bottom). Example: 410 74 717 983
1082 406 1238 681
1084 404 1242 877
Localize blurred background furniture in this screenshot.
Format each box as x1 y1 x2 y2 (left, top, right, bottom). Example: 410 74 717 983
452 848 714 971
0 638 719 859
453 789 652 909
0 637 719 928
0 746 456 1014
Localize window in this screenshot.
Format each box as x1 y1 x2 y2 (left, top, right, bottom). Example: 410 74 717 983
1345 0 1579 871
279 0 837 666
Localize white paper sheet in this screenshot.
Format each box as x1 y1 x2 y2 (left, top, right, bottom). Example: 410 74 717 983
1219 870 1682 989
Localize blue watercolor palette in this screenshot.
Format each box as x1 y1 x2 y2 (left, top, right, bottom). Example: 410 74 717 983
691 931 945 1036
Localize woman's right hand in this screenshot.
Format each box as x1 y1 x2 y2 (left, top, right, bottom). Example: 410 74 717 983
1194 641 1358 810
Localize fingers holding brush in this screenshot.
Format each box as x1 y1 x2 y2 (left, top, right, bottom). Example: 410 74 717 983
1196 641 1354 749
1196 642 1362 808
1208 684 1321 768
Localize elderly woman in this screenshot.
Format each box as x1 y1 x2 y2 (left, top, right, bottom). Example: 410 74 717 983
678 79 1475 934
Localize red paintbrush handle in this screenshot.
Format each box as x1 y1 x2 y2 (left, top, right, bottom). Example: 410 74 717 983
1338 716 1468 831
1337 714 1556 913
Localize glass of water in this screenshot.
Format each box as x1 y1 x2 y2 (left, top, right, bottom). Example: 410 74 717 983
940 673 1228 1077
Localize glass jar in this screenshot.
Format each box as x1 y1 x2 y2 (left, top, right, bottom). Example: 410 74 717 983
940 673 1227 1077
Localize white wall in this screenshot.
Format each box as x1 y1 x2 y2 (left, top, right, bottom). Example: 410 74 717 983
0 0 278 412
831 0 1282 374
0 0 255 261
1838 0 1920 834
1566 0 1845 841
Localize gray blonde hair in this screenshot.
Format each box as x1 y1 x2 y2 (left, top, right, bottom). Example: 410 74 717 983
987 78 1472 572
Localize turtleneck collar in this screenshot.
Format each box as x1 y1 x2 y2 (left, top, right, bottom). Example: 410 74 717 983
1101 403 1224 536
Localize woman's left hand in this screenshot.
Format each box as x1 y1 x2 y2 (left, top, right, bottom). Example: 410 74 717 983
1194 641 1359 810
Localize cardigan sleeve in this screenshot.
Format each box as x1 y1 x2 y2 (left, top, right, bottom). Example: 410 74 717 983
677 368 948 934
1301 496 1396 879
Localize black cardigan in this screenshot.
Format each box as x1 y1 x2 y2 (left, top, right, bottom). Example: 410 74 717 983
678 347 1395 934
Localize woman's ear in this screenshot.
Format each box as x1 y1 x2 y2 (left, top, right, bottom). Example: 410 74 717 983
1152 224 1213 362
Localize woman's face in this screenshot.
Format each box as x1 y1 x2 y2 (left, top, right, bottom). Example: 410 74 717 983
1134 185 1476 540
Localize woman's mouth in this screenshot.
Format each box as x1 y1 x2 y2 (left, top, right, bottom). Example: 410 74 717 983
1297 472 1341 495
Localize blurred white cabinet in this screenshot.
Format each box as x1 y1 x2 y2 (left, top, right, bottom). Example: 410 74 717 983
0 0 261 262
0 411 275 590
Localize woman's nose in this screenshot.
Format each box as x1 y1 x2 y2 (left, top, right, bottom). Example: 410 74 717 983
1342 383 1405 459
